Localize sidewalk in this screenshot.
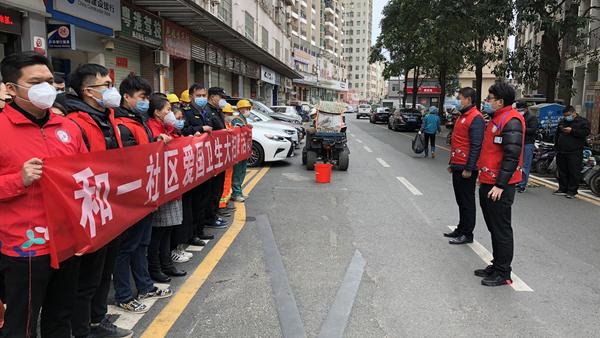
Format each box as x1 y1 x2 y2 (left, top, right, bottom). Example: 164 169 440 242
529 174 600 207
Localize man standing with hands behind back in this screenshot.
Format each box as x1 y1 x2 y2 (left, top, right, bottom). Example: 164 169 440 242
444 87 485 245
476 83 524 287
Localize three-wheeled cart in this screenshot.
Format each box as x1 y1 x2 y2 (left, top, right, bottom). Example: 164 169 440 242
302 102 349 171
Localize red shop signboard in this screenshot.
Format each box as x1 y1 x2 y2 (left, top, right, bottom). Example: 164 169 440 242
405 86 441 95
163 21 190 60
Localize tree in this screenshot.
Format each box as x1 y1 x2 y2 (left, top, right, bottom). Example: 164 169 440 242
514 0 600 103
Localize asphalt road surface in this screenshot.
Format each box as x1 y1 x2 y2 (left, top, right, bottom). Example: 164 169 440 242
132 116 600 338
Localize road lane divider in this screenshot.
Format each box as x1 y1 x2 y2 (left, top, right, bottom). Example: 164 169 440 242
356 139 363 144
363 146 373 153
140 166 270 338
396 177 423 196
376 158 390 168
447 226 533 292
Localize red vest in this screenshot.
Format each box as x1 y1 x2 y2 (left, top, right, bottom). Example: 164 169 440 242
115 117 152 146
450 106 483 166
478 106 525 185
69 109 123 152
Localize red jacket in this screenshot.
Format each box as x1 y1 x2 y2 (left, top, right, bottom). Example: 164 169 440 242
69 108 123 152
450 106 483 166
478 106 525 185
0 104 88 258
147 118 180 140
114 107 152 146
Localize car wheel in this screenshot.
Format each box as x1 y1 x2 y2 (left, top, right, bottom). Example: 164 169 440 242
306 151 317 170
535 160 549 175
337 149 349 171
248 141 264 167
590 172 600 196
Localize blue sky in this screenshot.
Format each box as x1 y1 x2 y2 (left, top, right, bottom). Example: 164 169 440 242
372 0 387 44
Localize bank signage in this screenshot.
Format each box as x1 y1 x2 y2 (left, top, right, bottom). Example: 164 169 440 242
120 4 162 47
48 24 75 49
261 66 278 85
52 0 121 31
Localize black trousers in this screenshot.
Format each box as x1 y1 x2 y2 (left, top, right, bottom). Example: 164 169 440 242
193 181 213 234
173 192 196 246
0 254 79 338
479 184 516 277
557 151 582 195
71 238 121 337
452 169 478 238
148 226 174 272
423 132 436 154
205 173 226 226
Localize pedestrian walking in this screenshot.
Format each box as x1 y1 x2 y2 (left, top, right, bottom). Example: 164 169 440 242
516 102 538 193
444 87 485 245
553 105 591 198
476 83 524 287
419 106 441 158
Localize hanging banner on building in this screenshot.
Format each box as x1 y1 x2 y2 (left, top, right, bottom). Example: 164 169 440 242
47 24 75 49
51 0 121 31
41 126 252 267
120 3 162 47
164 21 191 60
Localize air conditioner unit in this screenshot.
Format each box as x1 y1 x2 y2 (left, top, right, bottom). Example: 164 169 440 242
154 50 170 67
211 0 221 6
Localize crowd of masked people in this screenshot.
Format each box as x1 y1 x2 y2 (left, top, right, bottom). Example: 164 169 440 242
0 51 254 338
441 84 590 288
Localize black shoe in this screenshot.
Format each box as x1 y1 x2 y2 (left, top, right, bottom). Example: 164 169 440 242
566 194 576 199
553 190 567 196
188 237 206 246
163 267 187 277
443 229 461 238
481 272 512 287
150 271 171 283
517 186 526 193
89 317 132 338
448 235 473 245
474 265 495 277
198 233 215 240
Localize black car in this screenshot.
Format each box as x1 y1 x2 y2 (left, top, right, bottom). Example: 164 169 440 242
370 107 391 124
388 108 422 131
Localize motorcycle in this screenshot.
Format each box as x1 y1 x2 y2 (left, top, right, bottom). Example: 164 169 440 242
532 140 556 175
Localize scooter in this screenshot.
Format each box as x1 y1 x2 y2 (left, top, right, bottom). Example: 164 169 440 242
445 109 459 145
532 140 556 175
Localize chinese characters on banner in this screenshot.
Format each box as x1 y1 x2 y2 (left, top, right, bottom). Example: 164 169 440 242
40 127 252 267
163 20 191 59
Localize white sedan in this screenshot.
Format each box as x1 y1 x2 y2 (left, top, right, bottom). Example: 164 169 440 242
246 117 293 167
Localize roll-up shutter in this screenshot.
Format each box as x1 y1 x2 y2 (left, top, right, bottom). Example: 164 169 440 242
191 37 207 63
243 77 251 98
220 70 233 94
167 62 175 94
210 66 219 87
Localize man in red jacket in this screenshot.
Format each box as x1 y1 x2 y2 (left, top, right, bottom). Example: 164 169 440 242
476 83 524 287
445 87 485 245
65 64 130 338
0 52 87 337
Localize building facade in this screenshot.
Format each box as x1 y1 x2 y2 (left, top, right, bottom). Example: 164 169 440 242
342 0 374 103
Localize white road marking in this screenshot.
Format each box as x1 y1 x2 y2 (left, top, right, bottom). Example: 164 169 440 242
376 158 390 168
363 146 373 153
356 139 363 144
349 133 356 137
396 177 423 195
108 283 172 330
447 226 533 292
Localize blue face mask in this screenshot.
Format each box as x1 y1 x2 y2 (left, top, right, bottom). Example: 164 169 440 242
565 115 574 122
483 102 494 114
135 99 149 114
174 119 185 130
195 97 207 107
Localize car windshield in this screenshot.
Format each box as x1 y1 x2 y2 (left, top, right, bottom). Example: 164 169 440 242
250 109 274 122
252 100 276 116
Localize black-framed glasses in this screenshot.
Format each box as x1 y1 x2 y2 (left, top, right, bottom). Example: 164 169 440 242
87 82 113 89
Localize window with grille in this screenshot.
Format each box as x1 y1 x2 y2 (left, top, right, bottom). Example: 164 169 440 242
262 26 269 50
245 11 255 40
218 0 232 26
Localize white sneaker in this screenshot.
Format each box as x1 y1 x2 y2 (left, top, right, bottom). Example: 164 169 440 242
176 245 193 258
232 195 246 202
171 250 190 263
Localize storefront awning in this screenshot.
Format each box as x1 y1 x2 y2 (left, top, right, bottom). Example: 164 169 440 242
133 0 302 79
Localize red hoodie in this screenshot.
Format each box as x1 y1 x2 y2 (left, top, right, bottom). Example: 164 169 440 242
0 104 88 257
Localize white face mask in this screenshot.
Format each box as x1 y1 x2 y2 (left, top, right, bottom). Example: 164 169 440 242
13 82 57 110
91 87 121 108
163 110 177 127
218 98 228 109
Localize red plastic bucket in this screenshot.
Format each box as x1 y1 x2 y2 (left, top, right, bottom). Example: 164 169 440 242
315 163 333 183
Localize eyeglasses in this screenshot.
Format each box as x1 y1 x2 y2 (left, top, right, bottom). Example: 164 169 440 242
87 82 113 89
485 96 497 102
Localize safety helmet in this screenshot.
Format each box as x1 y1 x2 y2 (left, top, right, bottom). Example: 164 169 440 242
222 103 234 114
237 99 252 110
180 89 191 103
167 93 180 104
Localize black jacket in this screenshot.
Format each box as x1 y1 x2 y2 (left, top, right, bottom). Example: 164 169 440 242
523 111 539 145
496 118 524 188
62 94 120 150
114 106 152 147
181 103 208 136
555 115 591 153
204 103 226 131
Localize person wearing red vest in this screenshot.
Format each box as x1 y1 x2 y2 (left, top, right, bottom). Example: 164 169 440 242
475 83 525 287
0 52 87 337
445 87 485 245
65 64 131 338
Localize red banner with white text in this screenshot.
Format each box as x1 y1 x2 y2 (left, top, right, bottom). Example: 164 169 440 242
40 127 252 267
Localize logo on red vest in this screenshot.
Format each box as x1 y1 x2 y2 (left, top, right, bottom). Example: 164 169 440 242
55 129 71 144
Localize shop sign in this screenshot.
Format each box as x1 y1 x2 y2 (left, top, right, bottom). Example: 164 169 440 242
51 0 121 31
116 57 128 68
48 24 75 49
164 21 190 60
0 7 21 35
33 36 46 56
120 4 162 47
405 86 441 95
261 66 278 85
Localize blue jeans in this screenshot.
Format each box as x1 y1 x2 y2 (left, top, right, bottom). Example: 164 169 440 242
113 214 154 302
519 143 535 188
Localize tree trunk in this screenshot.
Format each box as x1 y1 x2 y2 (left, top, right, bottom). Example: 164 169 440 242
475 64 483 109
402 68 409 108
558 0 576 104
438 63 448 111
540 25 561 103
412 66 420 108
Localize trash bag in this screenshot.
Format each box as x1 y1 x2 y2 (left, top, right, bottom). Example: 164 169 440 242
412 132 425 154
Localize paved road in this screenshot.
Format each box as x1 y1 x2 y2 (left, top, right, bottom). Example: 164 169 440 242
134 116 600 337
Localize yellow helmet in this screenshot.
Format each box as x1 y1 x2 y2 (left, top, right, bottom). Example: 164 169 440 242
237 99 252 110
222 103 234 114
180 89 191 103
167 93 180 104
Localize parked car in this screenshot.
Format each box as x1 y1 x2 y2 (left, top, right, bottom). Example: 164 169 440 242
226 98 302 125
271 105 303 121
247 122 292 167
244 109 301 148
388 108 423 131
356 104 371 119
345 105 355 113
370 107 391 124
